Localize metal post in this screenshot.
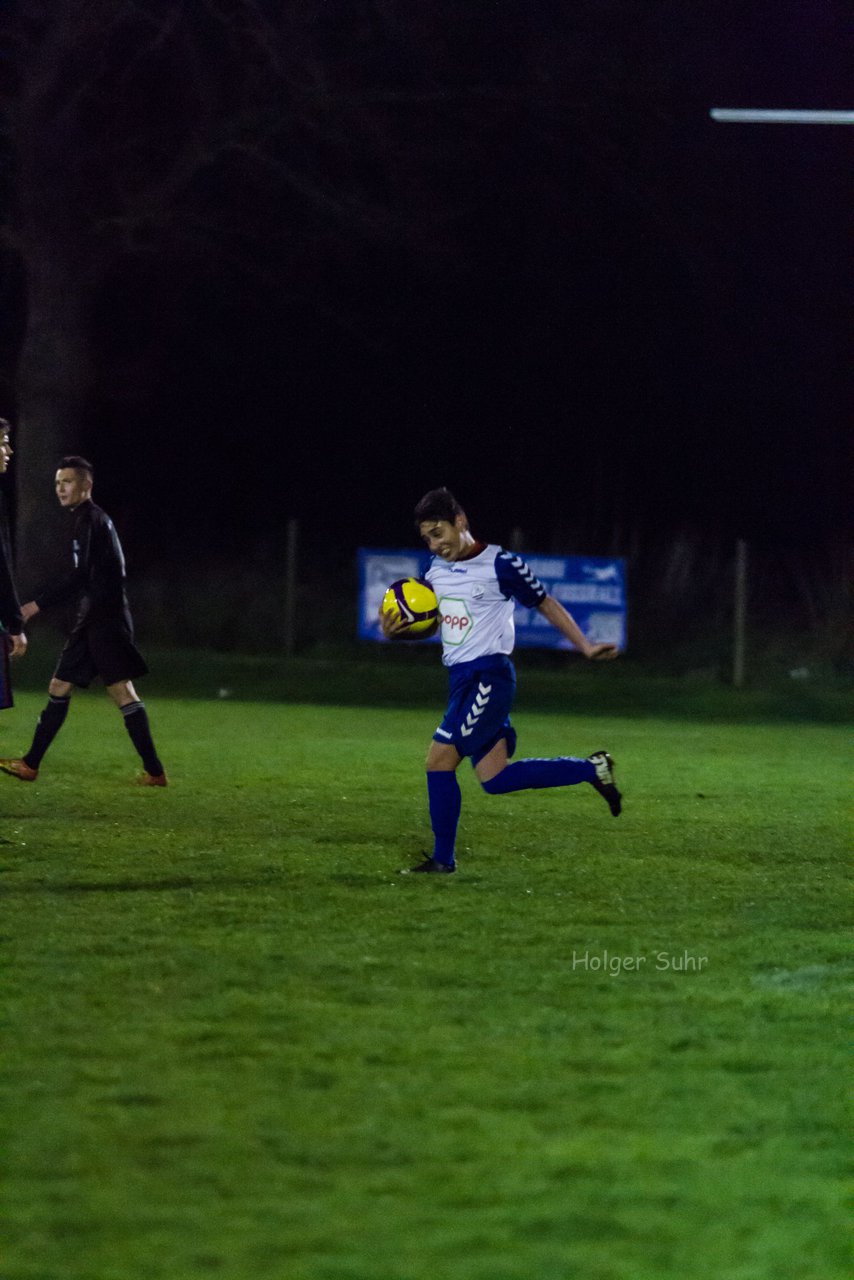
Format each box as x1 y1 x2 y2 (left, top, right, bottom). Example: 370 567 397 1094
733 538 748 688
283 517 298 656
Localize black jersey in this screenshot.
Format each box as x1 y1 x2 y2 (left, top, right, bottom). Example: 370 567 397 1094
34 499 132 633
0 488 23 634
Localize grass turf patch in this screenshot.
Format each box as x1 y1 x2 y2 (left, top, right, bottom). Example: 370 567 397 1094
1 691 849 1279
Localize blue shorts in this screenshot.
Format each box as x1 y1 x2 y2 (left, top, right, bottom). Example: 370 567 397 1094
433 654 518 765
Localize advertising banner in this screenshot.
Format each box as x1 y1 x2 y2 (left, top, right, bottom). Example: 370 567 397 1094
358 549 626 651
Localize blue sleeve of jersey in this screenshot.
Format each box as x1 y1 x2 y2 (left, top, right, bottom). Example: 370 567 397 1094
495 550 547 607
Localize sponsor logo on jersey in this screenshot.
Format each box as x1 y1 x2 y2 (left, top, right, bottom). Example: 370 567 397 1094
438 596 474 646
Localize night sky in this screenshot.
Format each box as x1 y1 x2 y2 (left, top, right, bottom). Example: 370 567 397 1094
1 2 849 570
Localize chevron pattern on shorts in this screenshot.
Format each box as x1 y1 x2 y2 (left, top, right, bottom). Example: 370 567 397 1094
460 681 492 738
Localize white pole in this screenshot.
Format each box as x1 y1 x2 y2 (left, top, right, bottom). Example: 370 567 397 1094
710 108 854 125
284 517 298 655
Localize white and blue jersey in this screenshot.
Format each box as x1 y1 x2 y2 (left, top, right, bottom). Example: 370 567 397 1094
424 544 546 668
425 545 546 762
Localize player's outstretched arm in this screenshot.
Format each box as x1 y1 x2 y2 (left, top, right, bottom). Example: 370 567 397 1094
537 595 619 660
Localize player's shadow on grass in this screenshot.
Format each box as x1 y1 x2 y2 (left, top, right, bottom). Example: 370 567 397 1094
0 873 287 896
330 871 484 889
2 870 457 894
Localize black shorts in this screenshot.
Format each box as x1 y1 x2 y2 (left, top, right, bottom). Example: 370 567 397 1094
54 623 149 689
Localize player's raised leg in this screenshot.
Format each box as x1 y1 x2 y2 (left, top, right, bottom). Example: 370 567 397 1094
476 740 622 816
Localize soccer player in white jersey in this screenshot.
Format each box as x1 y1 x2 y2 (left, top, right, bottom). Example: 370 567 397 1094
380 487 622 874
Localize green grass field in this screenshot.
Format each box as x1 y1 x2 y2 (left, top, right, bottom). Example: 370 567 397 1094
1 677 850 1280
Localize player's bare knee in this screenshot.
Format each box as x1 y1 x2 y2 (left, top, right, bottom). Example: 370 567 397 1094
48 678 73 698
426 741 460 772
107 679 136 708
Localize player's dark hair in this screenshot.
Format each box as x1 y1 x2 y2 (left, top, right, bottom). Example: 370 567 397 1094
0 417 10 435
413 487 466 528
58 455 94 481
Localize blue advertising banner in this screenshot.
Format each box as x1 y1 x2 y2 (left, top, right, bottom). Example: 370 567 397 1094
358 548 434 643
358 549 626 651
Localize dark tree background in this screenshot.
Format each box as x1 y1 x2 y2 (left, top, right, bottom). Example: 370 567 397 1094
0 0 849 656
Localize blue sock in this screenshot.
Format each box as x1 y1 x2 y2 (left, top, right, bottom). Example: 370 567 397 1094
481 756 595 795
427 771 461 866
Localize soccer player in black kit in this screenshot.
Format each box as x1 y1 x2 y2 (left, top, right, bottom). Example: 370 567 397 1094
0 456 167 785
0 420 28 707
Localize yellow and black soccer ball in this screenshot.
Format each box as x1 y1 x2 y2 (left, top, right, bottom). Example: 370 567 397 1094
381 577 439 637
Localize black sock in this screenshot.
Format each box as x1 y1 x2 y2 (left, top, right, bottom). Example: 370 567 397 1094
25 695 71 768
121 701 164 775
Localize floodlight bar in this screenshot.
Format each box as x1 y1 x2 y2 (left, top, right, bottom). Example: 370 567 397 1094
711 108 854 124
